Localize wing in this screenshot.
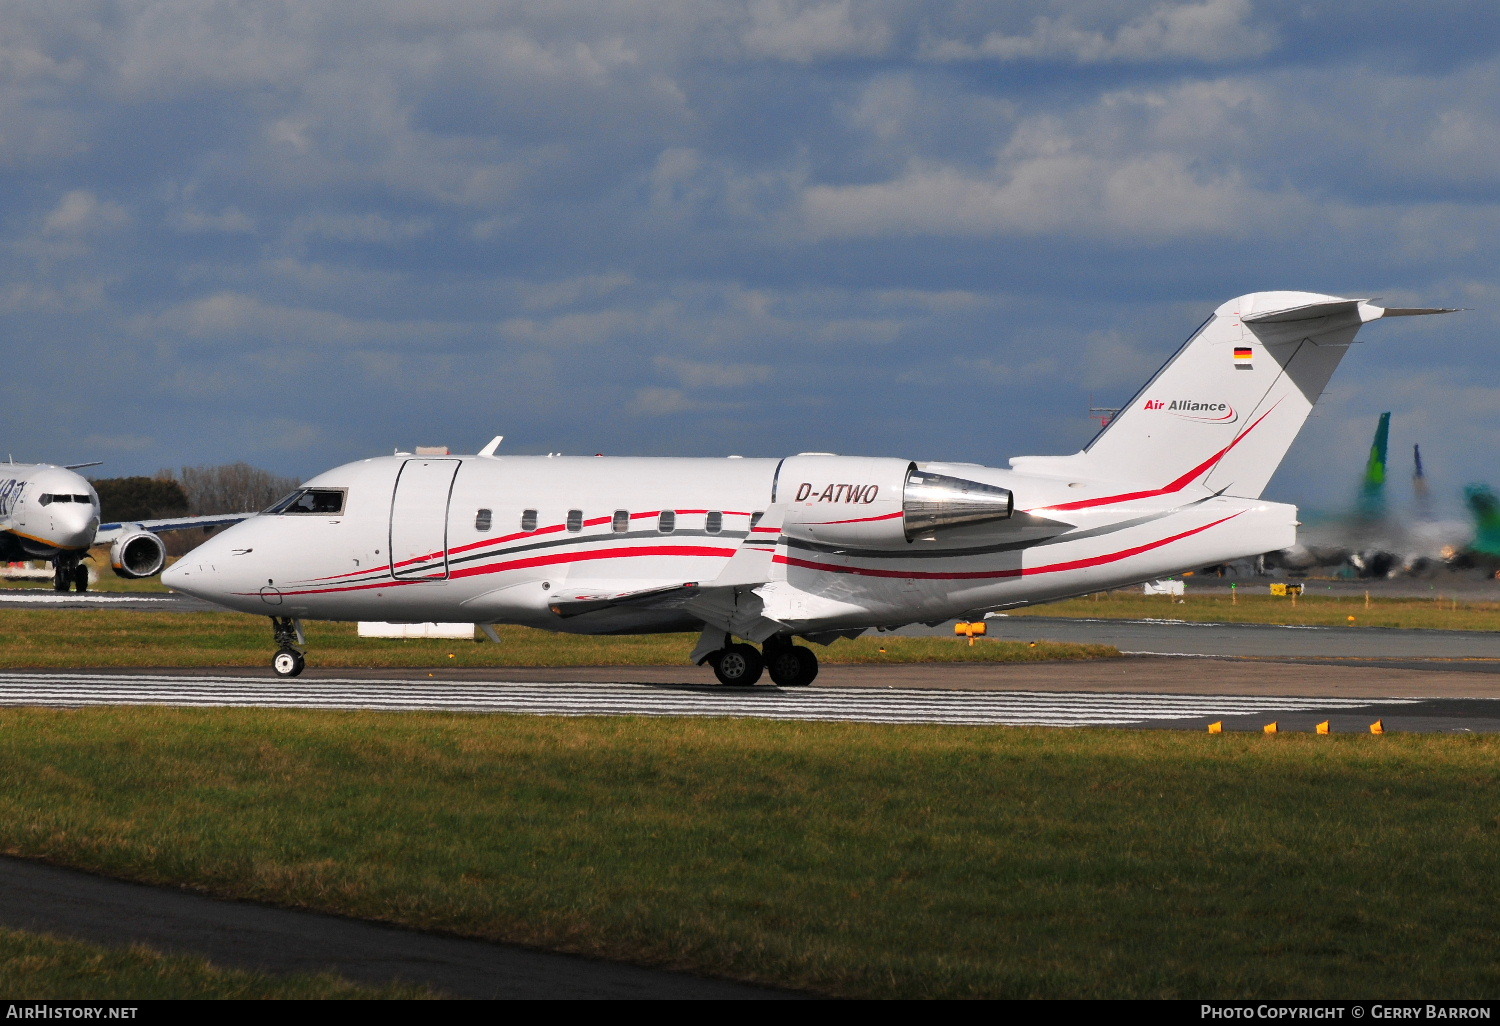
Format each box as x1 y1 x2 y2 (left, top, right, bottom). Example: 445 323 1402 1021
95 513 254 544
545 580 702 618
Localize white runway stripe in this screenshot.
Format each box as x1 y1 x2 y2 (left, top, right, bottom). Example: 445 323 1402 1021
0 672 1419 727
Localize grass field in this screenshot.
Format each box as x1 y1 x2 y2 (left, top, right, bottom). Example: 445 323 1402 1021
0 707 1494 999
0 926 432 999
0 608 1116 669
1008 590 1500 631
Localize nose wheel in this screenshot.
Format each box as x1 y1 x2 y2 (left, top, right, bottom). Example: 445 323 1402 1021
52 558 87 593
269 616 306 678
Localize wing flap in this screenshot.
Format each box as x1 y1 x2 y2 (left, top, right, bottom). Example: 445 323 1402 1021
546 580 702 618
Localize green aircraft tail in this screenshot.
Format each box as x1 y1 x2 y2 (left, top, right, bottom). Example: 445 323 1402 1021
1464 484 1500 558
1357 412 1391 521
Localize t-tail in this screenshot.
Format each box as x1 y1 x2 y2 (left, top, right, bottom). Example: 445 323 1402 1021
1013 291 1454 499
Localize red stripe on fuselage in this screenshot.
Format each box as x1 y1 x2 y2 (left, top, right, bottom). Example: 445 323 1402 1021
773 514 1241 581
265 544 738 598
1031 402 1281 514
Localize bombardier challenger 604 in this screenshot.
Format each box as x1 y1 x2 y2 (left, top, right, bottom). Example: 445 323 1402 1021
164 291 1450 683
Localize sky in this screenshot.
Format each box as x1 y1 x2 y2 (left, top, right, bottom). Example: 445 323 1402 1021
2 0 1498 516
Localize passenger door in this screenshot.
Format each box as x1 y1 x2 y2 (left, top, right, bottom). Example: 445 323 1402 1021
389 459 460 581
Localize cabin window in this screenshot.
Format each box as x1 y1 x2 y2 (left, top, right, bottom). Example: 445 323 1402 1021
750 511 763 528
475 508 492 532
658 510 676 533
706 511 723 534
521 509 538 532
612 510 629 533
265 488 346 516
567 509 583 532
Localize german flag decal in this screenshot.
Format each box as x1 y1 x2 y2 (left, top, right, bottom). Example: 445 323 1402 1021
1233 346 1253 370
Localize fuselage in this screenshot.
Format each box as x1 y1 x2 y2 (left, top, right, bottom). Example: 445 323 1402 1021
0 464 100 561
164 451 1296 635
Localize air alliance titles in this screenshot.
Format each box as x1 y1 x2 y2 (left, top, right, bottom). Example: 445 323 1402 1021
1143 400 1230 413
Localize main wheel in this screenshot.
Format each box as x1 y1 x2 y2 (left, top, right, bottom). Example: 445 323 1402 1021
72 566 89 592
711 643 764 686
767 645 818 687
272 648 305 678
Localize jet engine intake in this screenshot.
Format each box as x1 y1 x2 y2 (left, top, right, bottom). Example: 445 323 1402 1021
110 527 167 579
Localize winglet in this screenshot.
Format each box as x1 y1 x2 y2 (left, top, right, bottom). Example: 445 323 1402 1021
478 436 504 457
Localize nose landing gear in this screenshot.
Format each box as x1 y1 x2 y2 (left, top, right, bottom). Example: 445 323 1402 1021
52 558 88 593
270 616 306 678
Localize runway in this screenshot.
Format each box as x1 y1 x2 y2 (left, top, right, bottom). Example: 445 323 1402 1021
0 588 216 611
3 669 1495 732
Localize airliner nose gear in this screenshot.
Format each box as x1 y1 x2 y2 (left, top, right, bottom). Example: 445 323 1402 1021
51 556 88 593
269 616 306 678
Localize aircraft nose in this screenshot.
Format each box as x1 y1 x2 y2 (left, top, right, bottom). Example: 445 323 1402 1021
55 505 99 550
159 559 193 593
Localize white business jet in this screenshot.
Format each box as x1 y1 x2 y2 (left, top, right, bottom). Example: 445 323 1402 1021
164 291 1451 682
0 461 250 591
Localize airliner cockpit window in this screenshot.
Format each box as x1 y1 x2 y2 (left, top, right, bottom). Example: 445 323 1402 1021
265 488 346 515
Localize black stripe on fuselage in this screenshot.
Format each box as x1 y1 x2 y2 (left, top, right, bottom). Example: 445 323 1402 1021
294 527 750 589
779 495 1219 561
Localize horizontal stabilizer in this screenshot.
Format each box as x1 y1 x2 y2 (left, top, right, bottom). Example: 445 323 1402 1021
1242 298 1458 326
1373 306 1462 318
547 581 701 618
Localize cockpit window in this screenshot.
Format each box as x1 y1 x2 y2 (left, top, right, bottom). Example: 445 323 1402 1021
264 488 347 515
38 493 87 505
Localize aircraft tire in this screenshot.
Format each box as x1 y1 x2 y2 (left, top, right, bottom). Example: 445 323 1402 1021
711 644 764 686
767 645 818 687
72 566 89 592
272 648 305 678
52 569 68 593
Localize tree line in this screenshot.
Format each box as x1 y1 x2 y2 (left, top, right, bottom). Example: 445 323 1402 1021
90 463 301 556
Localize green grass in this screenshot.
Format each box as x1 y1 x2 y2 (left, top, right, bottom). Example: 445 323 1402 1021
0 707 1495 999
0 926 433 999
1009 590 1500 630
0 608 1116 668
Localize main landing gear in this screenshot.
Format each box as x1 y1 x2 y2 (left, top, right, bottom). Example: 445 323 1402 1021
702 634 819 687
52 558 88 593
270 616 306 678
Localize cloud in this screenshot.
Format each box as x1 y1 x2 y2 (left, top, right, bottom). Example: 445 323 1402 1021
919 0 1277 64
42 190 130 235
742 0 893 62
653 355 773 388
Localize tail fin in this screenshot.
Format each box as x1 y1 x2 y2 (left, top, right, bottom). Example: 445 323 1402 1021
1357 412 1391 521
1012 292 1453 498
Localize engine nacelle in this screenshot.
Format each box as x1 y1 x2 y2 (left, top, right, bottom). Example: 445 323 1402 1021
110 527 167 579
778 455 1014 548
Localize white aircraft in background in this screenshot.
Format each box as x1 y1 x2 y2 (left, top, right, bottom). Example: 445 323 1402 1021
0 460 249 591
165 291 1451 681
